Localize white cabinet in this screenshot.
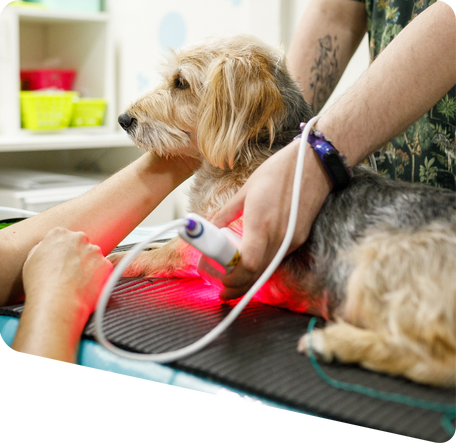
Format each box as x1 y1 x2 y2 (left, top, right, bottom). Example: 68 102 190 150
0 4 133 149
0 4 189 227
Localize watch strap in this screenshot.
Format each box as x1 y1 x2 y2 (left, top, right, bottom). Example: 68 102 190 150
295 123 353 191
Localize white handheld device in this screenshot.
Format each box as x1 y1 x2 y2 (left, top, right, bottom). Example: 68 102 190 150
178 213 242 287
178 213 241 271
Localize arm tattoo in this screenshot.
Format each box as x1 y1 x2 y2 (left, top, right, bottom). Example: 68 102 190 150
309 35 340 114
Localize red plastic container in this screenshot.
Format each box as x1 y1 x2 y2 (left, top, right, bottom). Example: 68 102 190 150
20 69 76 91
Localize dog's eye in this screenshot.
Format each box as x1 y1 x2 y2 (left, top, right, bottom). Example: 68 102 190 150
175 76 190 90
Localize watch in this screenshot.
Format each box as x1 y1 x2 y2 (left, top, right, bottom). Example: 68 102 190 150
295 123 353 192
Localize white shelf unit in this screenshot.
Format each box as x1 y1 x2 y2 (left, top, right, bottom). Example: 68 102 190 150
0 131 134 152
0 5 186 227
0 5 122 146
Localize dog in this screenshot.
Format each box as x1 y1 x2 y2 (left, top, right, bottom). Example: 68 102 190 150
112 34 456 387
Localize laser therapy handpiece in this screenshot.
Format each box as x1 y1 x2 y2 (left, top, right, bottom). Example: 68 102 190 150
178 213 241 281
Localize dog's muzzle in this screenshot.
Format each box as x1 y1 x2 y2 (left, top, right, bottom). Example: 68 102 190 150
118 113 137 132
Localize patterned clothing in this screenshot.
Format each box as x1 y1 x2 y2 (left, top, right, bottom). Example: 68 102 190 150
359 0 456 189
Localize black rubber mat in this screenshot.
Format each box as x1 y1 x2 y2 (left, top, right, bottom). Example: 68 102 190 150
2 276 454 442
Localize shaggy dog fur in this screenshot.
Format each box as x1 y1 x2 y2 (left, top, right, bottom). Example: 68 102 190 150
111 35 456 387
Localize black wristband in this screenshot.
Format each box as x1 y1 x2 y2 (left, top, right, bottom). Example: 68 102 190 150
295 123 353 191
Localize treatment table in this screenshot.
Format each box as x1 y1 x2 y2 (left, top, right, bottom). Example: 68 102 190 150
0 226 454 442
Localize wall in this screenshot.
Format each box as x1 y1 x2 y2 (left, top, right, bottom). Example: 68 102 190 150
108 0 369 125
1 0 370 175
107 0 283 116
104 0 370 217
0 0 371 219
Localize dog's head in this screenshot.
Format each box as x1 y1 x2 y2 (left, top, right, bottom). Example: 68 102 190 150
119 35 313 169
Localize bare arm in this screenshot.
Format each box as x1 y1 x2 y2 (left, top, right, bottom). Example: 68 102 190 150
317 0 456 165
0 153 197 306
12 228 112 363
213 0 456 300
287 0 367 114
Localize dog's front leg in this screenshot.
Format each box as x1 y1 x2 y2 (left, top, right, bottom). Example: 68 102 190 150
297 320 456 386
108 237 201 279
297 321 416 380
297 320 396 366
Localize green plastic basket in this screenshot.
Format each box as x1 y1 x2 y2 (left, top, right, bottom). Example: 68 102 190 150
70 98 107 127
20 91 79 131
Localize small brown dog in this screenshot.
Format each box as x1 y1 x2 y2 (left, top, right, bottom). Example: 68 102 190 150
113 35 456 387
298 222 456 386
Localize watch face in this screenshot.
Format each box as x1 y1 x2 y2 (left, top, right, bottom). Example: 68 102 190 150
324 151 351 189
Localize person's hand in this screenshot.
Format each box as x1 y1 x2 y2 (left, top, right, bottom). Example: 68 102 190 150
22 227 113 319
12 228 113 362
211 138 332 301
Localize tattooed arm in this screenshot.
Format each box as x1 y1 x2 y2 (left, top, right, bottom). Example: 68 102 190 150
287 0 367 114
212 1 455 300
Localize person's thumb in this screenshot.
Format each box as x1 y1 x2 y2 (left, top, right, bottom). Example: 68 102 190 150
210 186 247 228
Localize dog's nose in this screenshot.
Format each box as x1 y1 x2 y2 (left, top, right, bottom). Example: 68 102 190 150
118 113 135 130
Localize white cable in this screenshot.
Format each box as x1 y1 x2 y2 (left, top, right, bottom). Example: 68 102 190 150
0 207 38 217
94 115 321 363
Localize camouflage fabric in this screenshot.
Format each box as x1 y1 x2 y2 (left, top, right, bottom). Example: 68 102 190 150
362 0 456 189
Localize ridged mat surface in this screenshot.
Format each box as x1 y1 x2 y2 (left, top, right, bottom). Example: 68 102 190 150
2 276 454 441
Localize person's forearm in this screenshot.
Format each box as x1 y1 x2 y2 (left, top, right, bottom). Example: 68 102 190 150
0 153 194 306
12 291 89 363
287 0 367 114
316 1 456 166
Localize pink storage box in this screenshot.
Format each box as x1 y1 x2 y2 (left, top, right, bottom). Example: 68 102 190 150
20 69 76 91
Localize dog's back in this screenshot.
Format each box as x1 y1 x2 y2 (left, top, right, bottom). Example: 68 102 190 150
306 166 456 311
295 167 456 386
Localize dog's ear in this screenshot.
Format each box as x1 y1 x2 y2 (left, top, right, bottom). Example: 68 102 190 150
197 53 285 169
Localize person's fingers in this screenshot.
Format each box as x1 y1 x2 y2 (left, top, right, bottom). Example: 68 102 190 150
73 230 90 245
25 242 41 262
218 247 271 300
210 186 247 228
94 257 114 290
88 242 104 257
219 283 250 301
103 258 114 273
218 214 275 300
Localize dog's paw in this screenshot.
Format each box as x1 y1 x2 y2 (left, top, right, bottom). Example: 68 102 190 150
107 251 127 267
143 242 166 251
107 250 151 277
107 238 200 279
107 240 169 275
297 329 334 363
